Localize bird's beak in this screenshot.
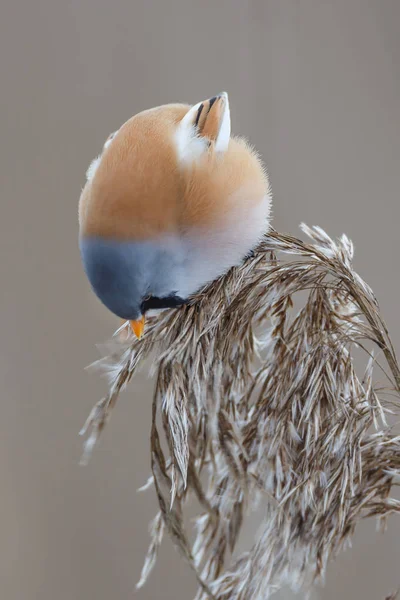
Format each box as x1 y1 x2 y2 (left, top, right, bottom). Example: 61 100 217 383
130 315 145 339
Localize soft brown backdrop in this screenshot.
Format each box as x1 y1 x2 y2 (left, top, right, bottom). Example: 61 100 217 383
1 1 399 599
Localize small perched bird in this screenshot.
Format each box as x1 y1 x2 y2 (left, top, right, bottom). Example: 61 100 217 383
79 93 272 337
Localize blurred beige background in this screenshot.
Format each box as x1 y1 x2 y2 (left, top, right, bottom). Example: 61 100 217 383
0 1 399 598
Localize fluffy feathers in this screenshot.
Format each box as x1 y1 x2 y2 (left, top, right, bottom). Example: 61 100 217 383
79 93 272 322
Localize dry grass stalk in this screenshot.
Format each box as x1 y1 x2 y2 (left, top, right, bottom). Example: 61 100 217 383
81 224 400 599
385 592 400 600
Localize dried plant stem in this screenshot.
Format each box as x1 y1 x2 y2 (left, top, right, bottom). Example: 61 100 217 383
81 224 400 599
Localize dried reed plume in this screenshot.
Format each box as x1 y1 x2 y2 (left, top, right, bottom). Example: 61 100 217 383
81 224 400 599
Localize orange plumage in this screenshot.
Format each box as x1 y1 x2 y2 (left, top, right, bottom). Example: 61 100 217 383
79 93 272 335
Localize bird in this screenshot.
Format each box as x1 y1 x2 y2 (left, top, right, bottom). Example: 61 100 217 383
78 92 272 338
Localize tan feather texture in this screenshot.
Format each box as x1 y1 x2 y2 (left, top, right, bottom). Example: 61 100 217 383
80 224 400 599
79 103 269 241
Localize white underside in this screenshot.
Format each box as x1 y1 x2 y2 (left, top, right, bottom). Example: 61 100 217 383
175 194 271 300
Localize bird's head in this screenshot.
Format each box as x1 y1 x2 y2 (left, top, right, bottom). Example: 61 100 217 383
79 92 270 337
